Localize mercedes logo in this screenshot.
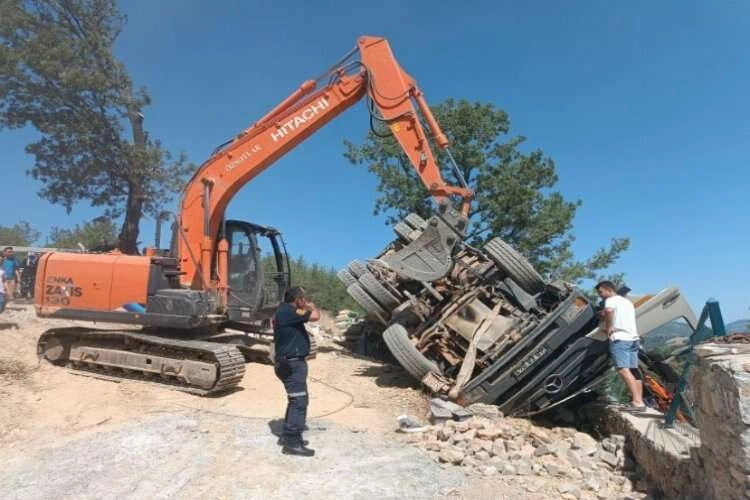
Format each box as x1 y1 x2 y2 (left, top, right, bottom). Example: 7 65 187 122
544 374 564 394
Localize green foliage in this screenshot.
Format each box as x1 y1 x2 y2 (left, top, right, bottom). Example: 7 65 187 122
344 98 629 284
261 254 359 313
47 217 117 250
0 0 193 253
0 220 39 246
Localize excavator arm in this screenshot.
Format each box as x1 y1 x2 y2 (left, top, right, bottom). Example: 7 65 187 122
177 36 472 300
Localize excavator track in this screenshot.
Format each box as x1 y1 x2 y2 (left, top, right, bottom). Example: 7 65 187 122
37 327 245 395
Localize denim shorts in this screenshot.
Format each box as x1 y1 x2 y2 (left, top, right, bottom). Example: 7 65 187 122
609 339 640 369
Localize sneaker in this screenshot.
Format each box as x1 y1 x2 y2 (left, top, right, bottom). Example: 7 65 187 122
620 404 647 413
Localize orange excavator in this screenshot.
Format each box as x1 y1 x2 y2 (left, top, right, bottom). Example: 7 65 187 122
34 36 472 394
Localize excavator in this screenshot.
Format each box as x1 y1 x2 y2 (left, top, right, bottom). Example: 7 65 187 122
34 36 473 395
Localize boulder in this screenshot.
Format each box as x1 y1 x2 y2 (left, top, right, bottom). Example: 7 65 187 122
439 447 465 464
476 465 498 476
490 440 507 457
476 426 503 440
572 432 598 451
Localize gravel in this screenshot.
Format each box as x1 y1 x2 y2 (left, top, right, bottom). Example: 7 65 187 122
0 413 467 500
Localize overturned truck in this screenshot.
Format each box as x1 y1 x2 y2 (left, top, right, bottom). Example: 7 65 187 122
339 205 695 416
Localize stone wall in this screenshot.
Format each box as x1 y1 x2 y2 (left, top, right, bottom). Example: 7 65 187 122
597 347 750 500
690 349 750 500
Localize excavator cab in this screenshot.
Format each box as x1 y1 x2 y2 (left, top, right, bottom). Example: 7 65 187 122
222 220 290 326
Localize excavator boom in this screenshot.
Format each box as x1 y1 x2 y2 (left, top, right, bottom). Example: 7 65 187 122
177 36 472 294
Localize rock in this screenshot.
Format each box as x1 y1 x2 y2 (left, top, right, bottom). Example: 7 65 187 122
476 426 503 440
520 444 536 456
612 476 628 486
565 468 583 480
475 450 490 462
529 427 552 445
454 421 470 433
505 439 522 452
439 447 465 464
601 438 618 454
466 441 484 454
572 432 599 451
491 440 507 457
500 463 517 475
477 465 498 476
532 463 545 474
454 440 468 450
558 482 581 498
437 427 454 441
544 461 564 476
467 403 503 419
565 449 589 469
534 443 557 457
600 450 619 468
596 490 612 500
424 440 442 452
453 429 476 442
582 446 599 457
489 455 506 466
479 439 493 452
462 456 479 468
514 459 533 475
469 417 489 430
585 475 601 491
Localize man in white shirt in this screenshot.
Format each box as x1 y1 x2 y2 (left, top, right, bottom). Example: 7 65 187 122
596 280 645 411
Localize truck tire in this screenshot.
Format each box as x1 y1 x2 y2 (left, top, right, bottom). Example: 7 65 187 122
347 283 387 321
358 272 400 310
348 259 368 277
484 237 546 295
383 323 441 381
405 213 427 231
337 269 357 287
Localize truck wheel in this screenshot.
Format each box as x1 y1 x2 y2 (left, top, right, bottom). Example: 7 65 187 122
358 272 400 310
382 323 441 381
347 283 387 322
405 213 427 231
348 260 368 277
483 237 546 295
337 269 357 287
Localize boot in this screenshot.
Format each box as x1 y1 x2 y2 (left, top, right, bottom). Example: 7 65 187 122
282 436 315 457
277 436 309 446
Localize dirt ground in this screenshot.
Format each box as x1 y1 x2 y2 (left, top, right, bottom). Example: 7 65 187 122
0 304 639 499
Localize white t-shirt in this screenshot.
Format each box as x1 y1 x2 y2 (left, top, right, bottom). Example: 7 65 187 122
605 295 639 341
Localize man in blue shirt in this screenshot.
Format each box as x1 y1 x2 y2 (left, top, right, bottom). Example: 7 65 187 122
2 247 19 302
273 286 319 457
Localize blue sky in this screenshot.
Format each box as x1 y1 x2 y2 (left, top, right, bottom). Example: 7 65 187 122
1 0 748 321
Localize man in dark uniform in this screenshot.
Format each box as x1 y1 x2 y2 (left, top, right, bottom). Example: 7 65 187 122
273 286 319 457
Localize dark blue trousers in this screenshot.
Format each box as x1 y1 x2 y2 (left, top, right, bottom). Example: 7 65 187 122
274 357 309 443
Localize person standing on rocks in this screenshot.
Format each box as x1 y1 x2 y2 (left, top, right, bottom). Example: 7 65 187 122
273 286 320 457
596 280 645 411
